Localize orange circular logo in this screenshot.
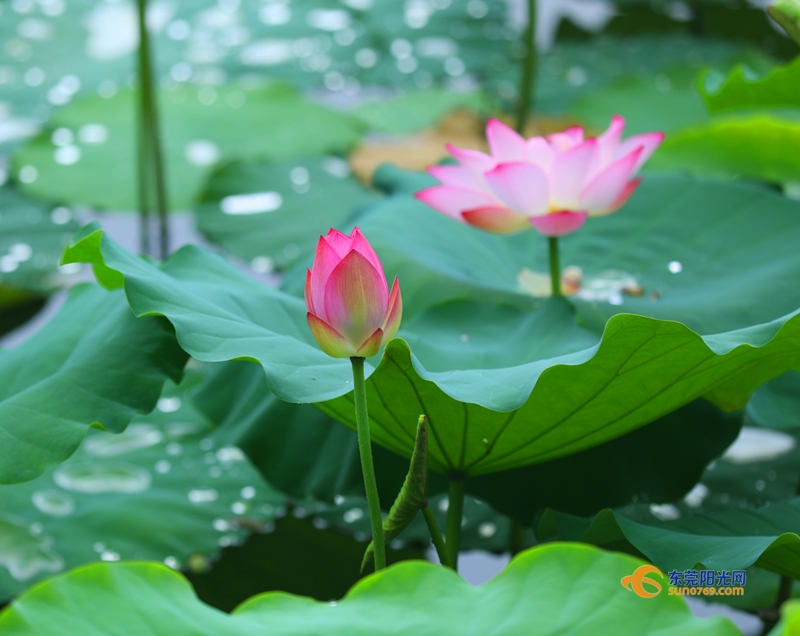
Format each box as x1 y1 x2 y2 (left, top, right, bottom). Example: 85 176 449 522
621 565 663 598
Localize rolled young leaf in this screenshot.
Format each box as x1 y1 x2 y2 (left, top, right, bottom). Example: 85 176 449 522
769 0 800 45
361 416 429 571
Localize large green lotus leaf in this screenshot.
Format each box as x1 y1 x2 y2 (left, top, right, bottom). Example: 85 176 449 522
197 359 742 526
463 399 742 522
63 224 800 476
770 599 800 635
0 186 79 295
0 186 80 335
195 157 379 272
699 56 800 112
316 318 796 475
514 35 767 114
0 283 187 485
12 85 365 211
539 426 800 609
0 378 285 601
618 427 800 521
539 498 800 579
564 3 795 59
746 373 800 430
649 115 800 185
354 167 800 336
0 544 740 636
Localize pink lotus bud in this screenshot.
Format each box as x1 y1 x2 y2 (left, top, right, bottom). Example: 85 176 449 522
415 116 664 237
306 228 402 358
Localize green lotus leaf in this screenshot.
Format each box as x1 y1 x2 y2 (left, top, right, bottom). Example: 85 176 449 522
699 56 800 113
194 356 741 528
196 359 741 532
746 372 800 430
0 544 740 636
462 398 742 522
603 426 800 611
63 222 800 478
12 85 365 211
0 377 285 601
317 321 798 475
539 498 800 579
0 284 187 484
526 35 769 114
195 158 379 272
612 425 798 527
0 186 80 295
770 598 800 635
0 186 80 335
354 168 800 335
535 426 800 596
649 115 800 186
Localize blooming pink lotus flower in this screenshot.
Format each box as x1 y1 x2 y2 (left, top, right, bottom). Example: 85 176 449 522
415 116 664 237
306 228 402 358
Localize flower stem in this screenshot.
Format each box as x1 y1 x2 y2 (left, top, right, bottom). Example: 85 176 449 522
548 236 561 297
136 0 170 260
136 102 151 256
514 0 537 134
422 503 452 569
775 575 794 610
445 477 465 571
350 356 386 571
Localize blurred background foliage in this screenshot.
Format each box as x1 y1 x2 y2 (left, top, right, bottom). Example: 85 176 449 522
1 0 800 633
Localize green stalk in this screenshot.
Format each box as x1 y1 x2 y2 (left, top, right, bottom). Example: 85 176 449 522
514 0 537 134
775 576 794 611
136 7 150 255
351 357 386 571
773 475 800 612
422 504 451 569
445 477 465 570
136 97 151 256
548 236 561 297
136 0 170 260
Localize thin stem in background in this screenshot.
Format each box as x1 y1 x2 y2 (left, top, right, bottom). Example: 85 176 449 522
548 236 561 297
136 97 151 256
445 477 465 571
422 504 452 569
775 576 794 610
350 356 387 571
772 473 800 614
514 0 537 134
136 4 150 255
136 0 170 260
